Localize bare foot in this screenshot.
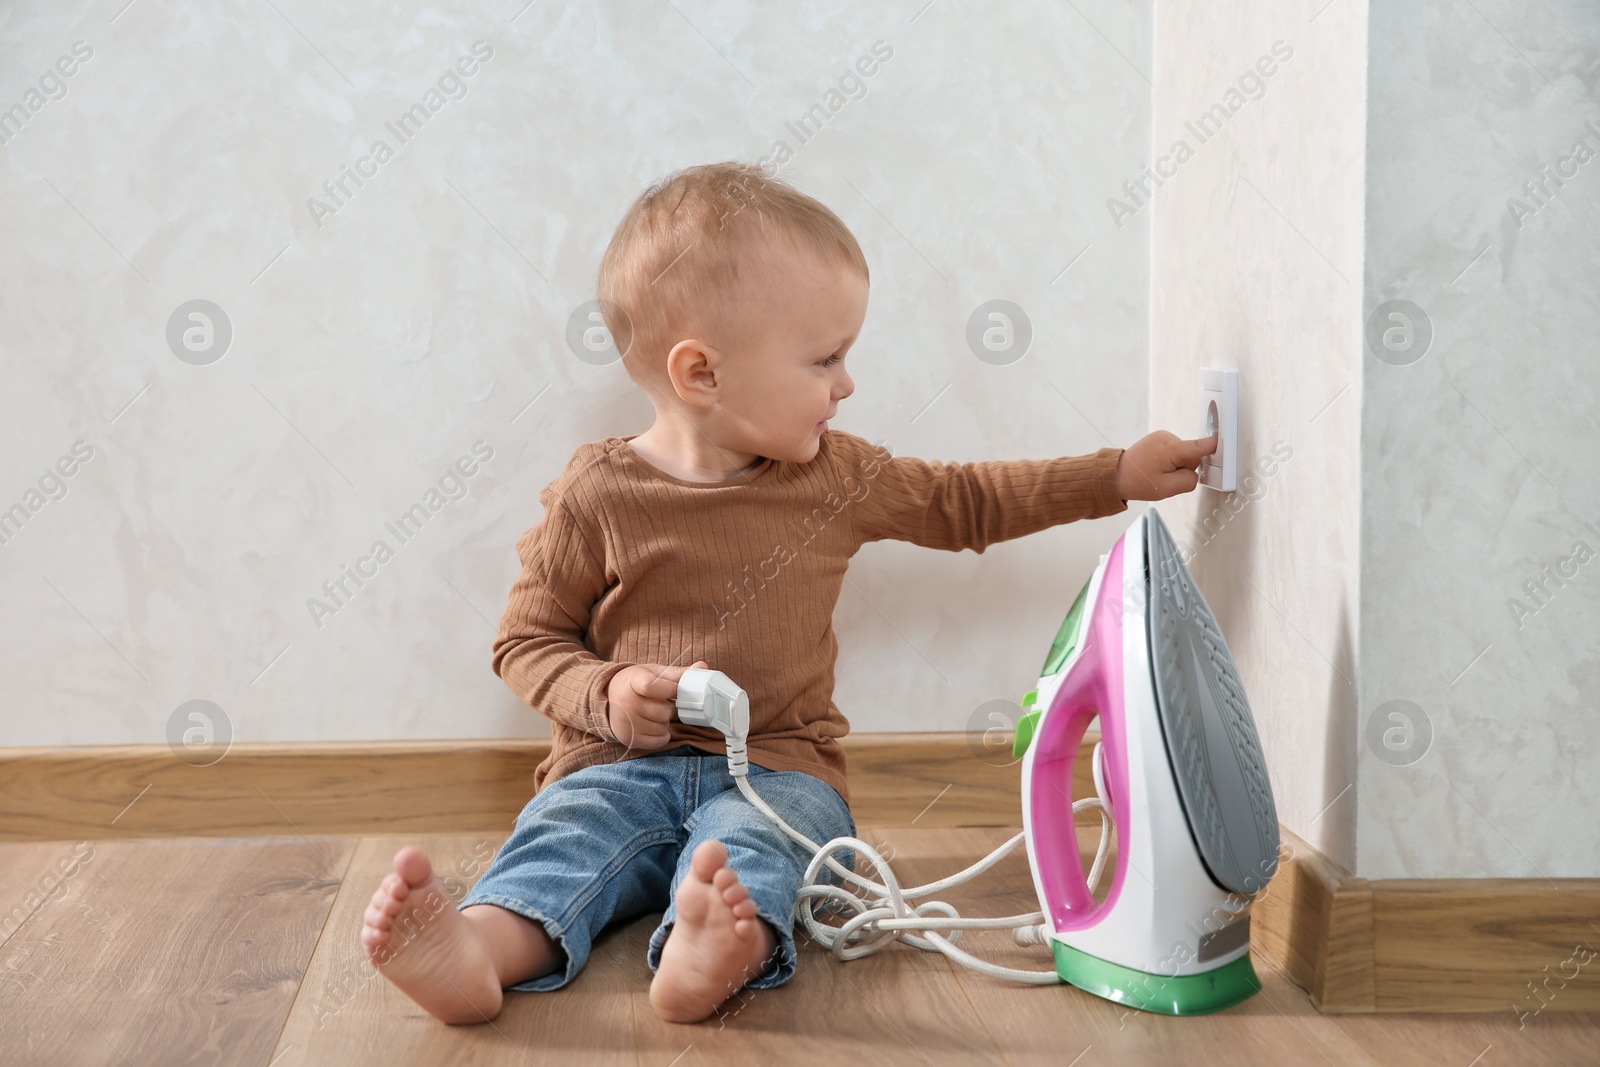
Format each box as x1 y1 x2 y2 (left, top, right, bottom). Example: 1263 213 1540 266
650 840 781 1023
361 846 503 1024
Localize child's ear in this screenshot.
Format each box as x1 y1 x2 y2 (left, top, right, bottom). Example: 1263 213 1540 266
665 340 718 404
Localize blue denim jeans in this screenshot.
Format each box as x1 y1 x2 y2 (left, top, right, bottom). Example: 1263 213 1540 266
459 745 857 993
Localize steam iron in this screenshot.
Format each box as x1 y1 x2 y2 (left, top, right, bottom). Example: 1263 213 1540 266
1013 506 1280 1015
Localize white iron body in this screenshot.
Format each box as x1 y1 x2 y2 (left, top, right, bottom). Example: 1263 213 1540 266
1017 507 1275 1014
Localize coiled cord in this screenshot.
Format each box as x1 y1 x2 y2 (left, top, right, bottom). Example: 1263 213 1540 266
725 736 1115 983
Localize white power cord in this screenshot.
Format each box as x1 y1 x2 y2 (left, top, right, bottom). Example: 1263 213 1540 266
676 669 1115 984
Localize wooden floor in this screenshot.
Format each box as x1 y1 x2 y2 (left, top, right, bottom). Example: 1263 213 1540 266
2 827 1596 1067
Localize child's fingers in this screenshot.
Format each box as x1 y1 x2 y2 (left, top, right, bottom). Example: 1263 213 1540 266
1175 433 1218 467
616 716 671 749
634 669 685 704
634 660 709 702
627 718 673 749
610 698 669 739
615 660 714 746
634 695 676 725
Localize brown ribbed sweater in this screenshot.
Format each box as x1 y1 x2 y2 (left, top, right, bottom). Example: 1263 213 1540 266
491 429 1128 807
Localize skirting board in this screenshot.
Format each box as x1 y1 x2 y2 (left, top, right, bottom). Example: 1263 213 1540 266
0 733 1066 842
2 733 1595 1014
1250 825 1600 1015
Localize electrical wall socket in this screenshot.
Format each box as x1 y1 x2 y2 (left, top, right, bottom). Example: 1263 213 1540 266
1199 368 1238 491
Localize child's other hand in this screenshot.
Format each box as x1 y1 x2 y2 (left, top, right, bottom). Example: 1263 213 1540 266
605 660 709 749
1115 431 1218 501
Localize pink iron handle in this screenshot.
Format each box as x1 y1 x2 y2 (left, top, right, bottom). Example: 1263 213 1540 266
1028 535 1131 932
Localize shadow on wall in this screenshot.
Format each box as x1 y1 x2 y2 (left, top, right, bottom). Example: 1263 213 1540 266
1322 593 1357 872
1179 476 1358 873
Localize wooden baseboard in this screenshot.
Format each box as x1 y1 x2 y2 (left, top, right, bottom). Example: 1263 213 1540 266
3 733 1595 1014
1249 825 1377 1010
0 733 1075 842
1249 826 1600 1015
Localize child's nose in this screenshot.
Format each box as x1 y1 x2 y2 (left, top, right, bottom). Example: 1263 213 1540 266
835 369 855 400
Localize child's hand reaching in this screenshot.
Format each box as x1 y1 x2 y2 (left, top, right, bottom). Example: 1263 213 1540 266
1115 432 1219 502
605 659 709 750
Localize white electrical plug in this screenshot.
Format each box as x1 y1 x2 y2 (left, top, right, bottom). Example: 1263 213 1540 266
676 668 751 774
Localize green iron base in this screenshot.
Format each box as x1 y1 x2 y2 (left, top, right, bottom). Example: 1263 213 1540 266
1051 939 1262 1016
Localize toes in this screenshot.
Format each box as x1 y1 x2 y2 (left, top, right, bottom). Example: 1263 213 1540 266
393 847 433 889
369 889 402 922
731 898 757 919
711 865 739 892
689 840 728 882
720 880 749 905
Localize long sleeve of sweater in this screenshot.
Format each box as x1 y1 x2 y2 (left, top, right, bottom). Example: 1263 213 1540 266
490 484 630 743
833 433 1130 552
489 430 1131 802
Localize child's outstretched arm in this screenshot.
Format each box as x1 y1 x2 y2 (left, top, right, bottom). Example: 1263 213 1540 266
828 429 1216 553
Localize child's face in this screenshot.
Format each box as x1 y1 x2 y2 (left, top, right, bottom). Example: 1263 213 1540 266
710 243 867 464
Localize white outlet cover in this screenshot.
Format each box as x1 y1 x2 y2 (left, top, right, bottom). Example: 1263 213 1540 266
1199 368 1238 491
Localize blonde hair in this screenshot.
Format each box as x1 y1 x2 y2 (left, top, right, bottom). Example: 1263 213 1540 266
596 161 868 387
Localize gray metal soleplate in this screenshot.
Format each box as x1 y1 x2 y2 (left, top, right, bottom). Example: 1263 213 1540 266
1144 509 1280 895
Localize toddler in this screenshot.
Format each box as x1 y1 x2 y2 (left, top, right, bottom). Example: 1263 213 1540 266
360 161 1216 1025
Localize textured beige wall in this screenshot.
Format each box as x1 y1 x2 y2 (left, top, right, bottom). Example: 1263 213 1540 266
0 3 1149 752
1149 0 1600 879
1147 0 1369 873
1359 2 1600 879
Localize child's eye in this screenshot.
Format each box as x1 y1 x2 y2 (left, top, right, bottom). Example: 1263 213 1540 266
820 353 842 366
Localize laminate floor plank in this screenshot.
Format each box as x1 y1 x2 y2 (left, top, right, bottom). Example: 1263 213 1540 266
7 830 1599 1067
271 833 641 1067
0 842 94 953
629 823 1007 1067
0 836 352 1067
1324 992 1600 1065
